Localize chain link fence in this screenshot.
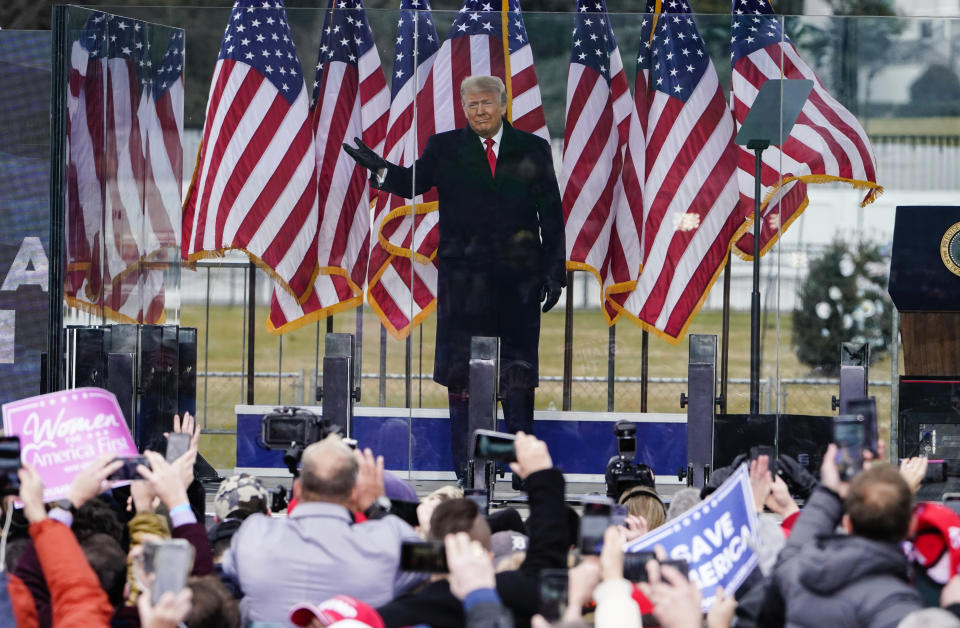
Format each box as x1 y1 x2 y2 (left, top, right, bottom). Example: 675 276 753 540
198 369 892 428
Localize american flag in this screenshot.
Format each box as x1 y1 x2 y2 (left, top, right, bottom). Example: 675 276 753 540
65 13 177 324
731 0 881 259
182 0 319 302
65 12 108 315
427 0 548 141
559 0 645 323
101 15 149 294
366 0 441 340
618 0 746 342
140 28 184 259
268 0 389 333
367 0 550 339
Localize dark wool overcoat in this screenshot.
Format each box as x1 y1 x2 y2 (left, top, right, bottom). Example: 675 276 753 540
377 119 566 390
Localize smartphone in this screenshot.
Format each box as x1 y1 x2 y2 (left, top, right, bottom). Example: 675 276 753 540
749 445 778 477
473 430 517 463
400 541 448 573
833 415 865 481
846 397 879 456
579 500 612 555
625 555 689 582
623 551 656 582
108 455 150 482
389 499 420 527
464 488 489 517
539 568 569 622
165 432 191 463
943 492 960 516
0 437 20 496
143 539 195 604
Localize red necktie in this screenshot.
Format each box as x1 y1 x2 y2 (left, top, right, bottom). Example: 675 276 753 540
484 138 496 176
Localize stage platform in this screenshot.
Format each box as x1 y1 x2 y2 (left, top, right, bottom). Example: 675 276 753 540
234 404 689 485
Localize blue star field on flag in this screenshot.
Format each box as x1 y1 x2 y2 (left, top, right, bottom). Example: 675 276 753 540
314 0 378 106
219 0 302 104
570 0 620 82
731 0 787 64
153 30 184 99
638 0 709 103
391 0 439 95
450 0 530 55
82 12 150 69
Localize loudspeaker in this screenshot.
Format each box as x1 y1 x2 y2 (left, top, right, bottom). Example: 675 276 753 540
178 327 197 420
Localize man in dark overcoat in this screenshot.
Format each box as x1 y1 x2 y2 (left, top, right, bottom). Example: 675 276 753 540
345 75 565 481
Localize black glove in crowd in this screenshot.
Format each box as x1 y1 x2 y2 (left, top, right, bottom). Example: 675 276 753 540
777 453 819 501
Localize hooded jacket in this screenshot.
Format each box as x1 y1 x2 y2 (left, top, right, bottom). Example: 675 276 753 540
760 485 922 628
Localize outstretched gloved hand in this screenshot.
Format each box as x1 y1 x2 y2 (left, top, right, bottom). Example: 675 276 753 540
342 137 388 174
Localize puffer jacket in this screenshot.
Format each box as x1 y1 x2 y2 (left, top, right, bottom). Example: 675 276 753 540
759 486 922 628
9 518 113 627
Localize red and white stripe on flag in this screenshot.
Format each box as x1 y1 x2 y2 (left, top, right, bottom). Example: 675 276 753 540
617 3 747 343
268 0 389 333
366 0 442 340
731 0 881 260
182 1 319 303
103 267 167 325
66 29 106 314
560 0 645 324
140 29 184 260
65 14 182 324
367 0 551 339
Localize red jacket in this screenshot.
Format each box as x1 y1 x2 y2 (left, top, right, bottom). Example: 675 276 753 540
7 519 114 627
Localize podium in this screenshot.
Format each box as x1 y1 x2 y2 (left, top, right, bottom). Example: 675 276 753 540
889 206 960 461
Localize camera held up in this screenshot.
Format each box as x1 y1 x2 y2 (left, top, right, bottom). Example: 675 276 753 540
604 420 655 501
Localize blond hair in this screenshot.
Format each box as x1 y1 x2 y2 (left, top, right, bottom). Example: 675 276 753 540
460 75 507 106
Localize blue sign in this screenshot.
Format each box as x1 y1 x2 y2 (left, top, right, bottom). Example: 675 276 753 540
625 464 759 610
0 31 51 405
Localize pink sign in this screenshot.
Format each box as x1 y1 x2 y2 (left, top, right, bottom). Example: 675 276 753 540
2 387 138 500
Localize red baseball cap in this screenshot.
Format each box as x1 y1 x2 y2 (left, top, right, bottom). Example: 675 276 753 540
906 502 960 585
289 595 386 628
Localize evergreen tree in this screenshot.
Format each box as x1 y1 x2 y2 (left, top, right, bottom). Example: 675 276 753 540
792 239 893 376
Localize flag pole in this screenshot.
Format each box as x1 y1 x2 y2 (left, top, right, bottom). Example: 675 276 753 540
719 251 731 415
607 324 615 412
748 141 767 415
562 271 574 411
246 261 256 405
640 331 648 412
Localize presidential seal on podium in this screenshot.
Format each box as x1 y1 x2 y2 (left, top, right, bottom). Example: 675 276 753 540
940 221 960 277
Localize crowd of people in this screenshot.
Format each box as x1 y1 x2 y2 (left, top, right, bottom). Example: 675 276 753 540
2 413 960 628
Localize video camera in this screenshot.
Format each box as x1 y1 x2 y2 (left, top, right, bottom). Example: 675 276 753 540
605 420 656 501
260 407 354 477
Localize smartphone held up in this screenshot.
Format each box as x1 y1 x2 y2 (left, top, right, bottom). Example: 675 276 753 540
473 430 517 463
833 415 866 481
0 436 20 496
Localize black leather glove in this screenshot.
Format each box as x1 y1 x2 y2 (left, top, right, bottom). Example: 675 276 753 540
539 279 562 313
777 453 819 500
342 136 388 173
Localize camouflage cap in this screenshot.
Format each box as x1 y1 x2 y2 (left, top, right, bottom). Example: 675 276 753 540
214 473 269 521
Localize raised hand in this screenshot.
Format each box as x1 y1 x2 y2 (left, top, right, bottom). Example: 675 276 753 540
508 432 552 481
445 532 496 600
342 137 388 173
67 453 125 509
